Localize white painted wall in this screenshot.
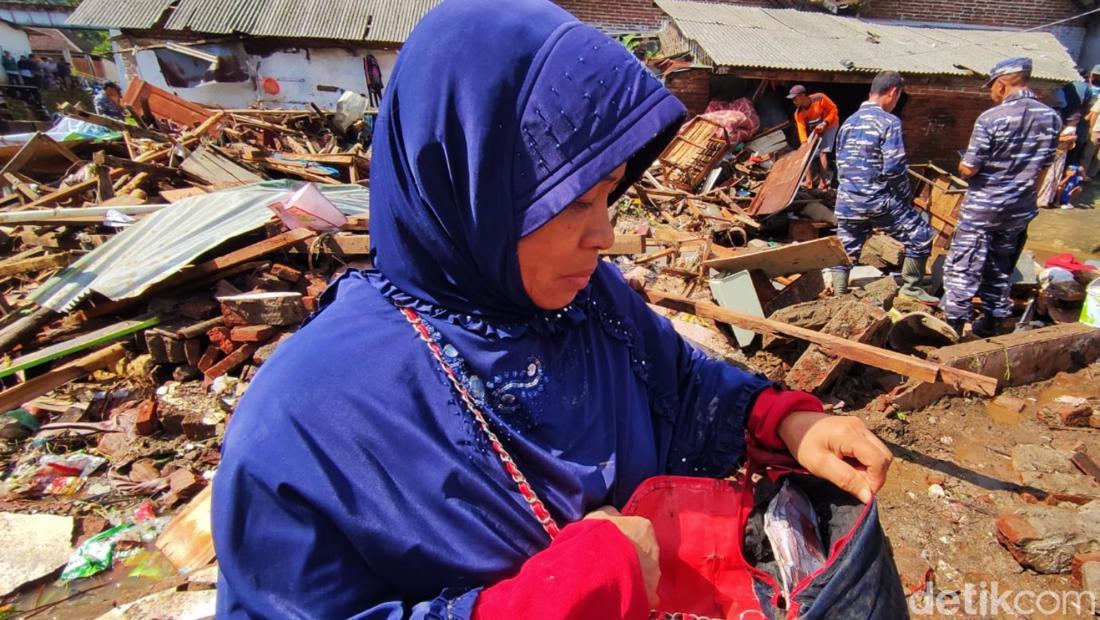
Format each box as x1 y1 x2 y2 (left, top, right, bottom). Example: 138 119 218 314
131 45 398 110
0 21 31 58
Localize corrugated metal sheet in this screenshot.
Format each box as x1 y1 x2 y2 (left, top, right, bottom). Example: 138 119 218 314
30 181 370 312
657 0 1082 83
67 0 442 43
67 0 174 29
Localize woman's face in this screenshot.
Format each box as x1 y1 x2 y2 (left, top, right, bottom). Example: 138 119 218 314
517 164 625 310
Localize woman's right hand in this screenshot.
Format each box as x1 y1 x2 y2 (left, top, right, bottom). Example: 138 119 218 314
584 506 661 607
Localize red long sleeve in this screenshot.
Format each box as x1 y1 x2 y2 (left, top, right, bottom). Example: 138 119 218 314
472 519 650 620
746 386 824 451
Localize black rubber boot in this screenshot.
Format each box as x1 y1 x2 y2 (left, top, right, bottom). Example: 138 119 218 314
971 314 997 339
832 270 849 296
898 256 939 305
946 317 966 338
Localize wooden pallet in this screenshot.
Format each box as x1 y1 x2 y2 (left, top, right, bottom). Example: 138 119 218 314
657 116 731 192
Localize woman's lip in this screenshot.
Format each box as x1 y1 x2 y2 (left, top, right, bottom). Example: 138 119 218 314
561 272 594 288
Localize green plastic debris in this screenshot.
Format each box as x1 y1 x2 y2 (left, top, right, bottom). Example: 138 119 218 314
2 409 39 433
60 524 135 581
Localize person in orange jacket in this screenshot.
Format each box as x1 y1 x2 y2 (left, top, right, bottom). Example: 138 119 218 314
789 85 840 189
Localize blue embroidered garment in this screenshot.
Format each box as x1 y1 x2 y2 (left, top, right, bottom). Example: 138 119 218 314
212 1 771 617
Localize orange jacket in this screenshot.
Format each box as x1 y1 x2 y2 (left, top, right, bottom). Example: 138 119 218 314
794 93 840 143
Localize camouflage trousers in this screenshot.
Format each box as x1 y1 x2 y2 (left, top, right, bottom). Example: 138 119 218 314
835 197 934 272
941 224 1027 321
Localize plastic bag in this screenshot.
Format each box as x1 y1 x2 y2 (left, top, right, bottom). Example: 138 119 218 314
61 524 135 580
34 453 107 495
764 479 826 596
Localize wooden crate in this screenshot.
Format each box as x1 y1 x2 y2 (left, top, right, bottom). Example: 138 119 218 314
658 116 731 192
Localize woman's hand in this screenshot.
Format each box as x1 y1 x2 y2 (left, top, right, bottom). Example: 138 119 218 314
777 411 893 504
584 506 661 607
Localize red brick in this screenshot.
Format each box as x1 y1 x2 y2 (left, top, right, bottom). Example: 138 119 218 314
207 326 235 354
196 344 221 372
229 324 278 342
1073 552 1100 585
134 399 159 436
269 263 302 282
204 344 259 380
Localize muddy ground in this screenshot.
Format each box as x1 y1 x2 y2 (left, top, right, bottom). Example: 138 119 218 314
871 361 1100 619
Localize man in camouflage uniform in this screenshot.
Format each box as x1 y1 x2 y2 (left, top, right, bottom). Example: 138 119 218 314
831 71 937 303
943 57 1061 337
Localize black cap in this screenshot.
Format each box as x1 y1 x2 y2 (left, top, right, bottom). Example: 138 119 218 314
870 70 904 94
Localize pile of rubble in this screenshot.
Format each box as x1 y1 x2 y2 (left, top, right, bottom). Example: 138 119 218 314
0 83 1095 616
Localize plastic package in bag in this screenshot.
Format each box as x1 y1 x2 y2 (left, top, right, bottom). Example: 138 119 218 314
764 479 826 596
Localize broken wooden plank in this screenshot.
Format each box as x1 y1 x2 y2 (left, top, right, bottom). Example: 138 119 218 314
643 289 998 396
0 317 158 379
160 187 208 203
0 343 127 413
93 151 114 202
0 252 73 279
746 131 819 217
702 236 850 277
58 102 169 142
180 145 264 188
601 235 646 256
156 486 215 571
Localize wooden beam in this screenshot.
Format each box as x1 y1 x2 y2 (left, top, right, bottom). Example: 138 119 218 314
0 317 158 379
0 252 73 279
601 234 646 256
643 289 998 396
0 343 127 413
93 151 114 202
702 236 850 277
59 102 169 142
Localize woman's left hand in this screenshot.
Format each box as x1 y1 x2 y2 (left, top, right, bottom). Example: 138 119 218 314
776 411 893 504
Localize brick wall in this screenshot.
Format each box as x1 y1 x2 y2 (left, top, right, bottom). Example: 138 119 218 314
664 67 712 115
859 0 1086 30
899 86 991 164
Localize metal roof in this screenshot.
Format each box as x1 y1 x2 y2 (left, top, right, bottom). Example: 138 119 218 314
67 0 441 44
68 0 174 31
657 0 1082 83
30 181 370 312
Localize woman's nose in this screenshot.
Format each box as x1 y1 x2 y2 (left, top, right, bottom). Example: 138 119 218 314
582 202 615 251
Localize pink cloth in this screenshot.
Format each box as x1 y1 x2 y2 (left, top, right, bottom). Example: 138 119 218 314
702 98 761 144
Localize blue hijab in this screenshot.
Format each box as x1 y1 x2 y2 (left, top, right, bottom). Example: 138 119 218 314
213 1 770 617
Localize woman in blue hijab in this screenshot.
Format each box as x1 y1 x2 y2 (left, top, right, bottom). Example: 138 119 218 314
212 1 893 617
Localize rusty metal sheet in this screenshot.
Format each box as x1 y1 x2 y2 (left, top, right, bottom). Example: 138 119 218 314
747 132 818 218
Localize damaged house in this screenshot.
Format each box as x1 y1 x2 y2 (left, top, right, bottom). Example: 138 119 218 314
655 0 1083 163
65 0 442 109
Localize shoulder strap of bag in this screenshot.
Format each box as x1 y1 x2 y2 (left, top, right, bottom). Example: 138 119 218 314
397 304 561 540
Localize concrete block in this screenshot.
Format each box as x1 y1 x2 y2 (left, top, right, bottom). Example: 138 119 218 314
785 300 890 393
219 292 306 327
